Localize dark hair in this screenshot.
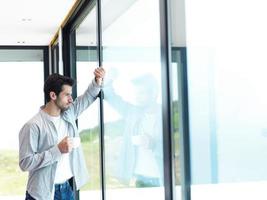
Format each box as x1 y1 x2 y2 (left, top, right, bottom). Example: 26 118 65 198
44 73 75 102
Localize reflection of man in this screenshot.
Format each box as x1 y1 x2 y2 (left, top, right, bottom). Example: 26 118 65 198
104 73 163 187
19 68 105 200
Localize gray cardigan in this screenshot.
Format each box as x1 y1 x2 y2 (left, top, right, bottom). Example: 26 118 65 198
19 79 100 200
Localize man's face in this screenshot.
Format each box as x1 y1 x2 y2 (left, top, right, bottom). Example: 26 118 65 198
55 85 73 111
134 86 151 106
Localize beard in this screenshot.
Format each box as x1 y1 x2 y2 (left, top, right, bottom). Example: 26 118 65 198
55 99 70 112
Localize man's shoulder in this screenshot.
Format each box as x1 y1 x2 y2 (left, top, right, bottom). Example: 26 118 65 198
22 111 43 128
30 111 43 122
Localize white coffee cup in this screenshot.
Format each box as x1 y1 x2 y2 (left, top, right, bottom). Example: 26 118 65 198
70 137 81 148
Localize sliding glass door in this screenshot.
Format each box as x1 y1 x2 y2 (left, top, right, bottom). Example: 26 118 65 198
75 2 102 199
102 0 164 199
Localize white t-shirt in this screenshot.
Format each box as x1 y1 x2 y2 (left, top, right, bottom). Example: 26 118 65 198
49 115 73 184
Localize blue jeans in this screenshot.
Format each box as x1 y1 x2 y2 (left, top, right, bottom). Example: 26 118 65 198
54 180 74 200
25 191 35 200
25 180 74 200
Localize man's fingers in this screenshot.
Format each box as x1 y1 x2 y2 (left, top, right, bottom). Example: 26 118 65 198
94 67 105 86
94 68 105 78
58 136 74 153
94 72 105 78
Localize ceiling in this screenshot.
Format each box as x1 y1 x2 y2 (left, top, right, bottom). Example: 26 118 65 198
0 0 185 47
0 0 76 46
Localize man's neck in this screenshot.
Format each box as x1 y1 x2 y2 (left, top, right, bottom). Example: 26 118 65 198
42 102 61 117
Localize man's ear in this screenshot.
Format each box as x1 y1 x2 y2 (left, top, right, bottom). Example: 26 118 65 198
50 91 57 101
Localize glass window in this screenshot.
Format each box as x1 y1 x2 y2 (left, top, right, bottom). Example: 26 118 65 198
186 0 267 199
102 0 164 199
75 2 101 199
170 0 186 199
0 50 44 199
171 49 184 200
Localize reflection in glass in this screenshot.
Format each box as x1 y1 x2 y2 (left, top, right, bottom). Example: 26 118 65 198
170 0 186 198
104 66 164 199
102 0 164 199
105 71 163 185
171 60 181 190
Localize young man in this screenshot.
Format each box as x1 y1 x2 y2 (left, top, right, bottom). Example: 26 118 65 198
104 73 163 187
19 67 105 200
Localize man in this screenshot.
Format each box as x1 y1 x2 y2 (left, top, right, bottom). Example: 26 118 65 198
104 73 163 187
19 67 105 200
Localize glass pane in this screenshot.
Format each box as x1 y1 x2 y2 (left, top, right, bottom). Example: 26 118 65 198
102 0 164 199
0 49 43 61
75 2 101 199
0 60 44 199
186 0 267 199
171 50 184 200
170 0 186 198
